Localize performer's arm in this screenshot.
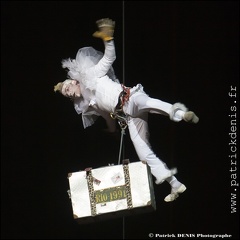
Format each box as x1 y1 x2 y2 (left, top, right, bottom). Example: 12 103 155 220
92 18 116 77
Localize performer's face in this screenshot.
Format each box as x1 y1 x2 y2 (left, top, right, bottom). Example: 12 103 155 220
62 80 81 98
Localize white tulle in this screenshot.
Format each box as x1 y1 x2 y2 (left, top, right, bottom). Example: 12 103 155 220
62 46 118 91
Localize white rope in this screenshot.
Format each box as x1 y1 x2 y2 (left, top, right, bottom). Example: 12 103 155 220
122 1 125 86
121 2 126 240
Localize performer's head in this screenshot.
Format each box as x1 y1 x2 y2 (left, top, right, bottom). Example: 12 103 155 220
54 79 81 98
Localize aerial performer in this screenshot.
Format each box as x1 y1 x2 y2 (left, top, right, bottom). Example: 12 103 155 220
54 18 199 202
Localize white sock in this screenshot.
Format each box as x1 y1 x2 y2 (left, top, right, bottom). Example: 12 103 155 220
166 176 182 191
175 110 185 120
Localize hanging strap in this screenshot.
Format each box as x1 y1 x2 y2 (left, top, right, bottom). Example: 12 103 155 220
118 122 127 165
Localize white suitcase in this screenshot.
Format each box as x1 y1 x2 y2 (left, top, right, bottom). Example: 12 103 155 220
67 160 156 224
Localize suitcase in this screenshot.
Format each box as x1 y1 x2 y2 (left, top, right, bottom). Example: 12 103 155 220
67 160 156 224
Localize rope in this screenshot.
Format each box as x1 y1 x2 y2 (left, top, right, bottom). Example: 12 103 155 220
122 1 125 86
121 2 126 240
118 122 127 165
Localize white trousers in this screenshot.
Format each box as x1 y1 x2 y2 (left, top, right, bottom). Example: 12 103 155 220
123 92 184 182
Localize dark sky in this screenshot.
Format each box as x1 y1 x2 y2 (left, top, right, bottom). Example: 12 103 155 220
1 1 239 239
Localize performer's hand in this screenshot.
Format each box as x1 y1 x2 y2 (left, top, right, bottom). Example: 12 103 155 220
93 18 115 41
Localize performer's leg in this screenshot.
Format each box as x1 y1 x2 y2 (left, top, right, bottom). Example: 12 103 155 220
164 176 187 202
127 114 187 201
127 115 176 184
125 93 199 123
125 92 172 117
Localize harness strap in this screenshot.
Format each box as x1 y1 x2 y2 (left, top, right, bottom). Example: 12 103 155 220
120 84 130 108
110 84 130 129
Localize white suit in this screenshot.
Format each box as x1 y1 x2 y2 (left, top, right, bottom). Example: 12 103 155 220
62 40 188 184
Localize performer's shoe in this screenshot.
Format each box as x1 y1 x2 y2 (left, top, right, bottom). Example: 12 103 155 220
183 111 199 124
164 184 187 202
155 168 177 185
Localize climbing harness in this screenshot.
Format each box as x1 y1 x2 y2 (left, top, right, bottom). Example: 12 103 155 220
110 84 130 164
110 84 130 129
110 84 143 164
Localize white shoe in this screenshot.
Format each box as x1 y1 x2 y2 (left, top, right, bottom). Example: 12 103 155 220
155 168 178 185
164 184 187 202
183 111 199 124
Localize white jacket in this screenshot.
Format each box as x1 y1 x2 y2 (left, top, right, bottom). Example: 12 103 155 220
62 40 122 128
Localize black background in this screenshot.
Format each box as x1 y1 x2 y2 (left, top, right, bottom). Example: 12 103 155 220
1 1 239 239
